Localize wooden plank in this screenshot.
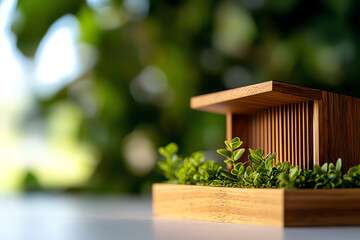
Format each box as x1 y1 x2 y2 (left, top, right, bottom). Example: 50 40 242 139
256 111 260 149
226 113 249 164
302 102 307 169
153 183 284 227
286 105 291 163
275 107 279 162
317 92 360 170
272 107 275 154
268 108 272 156
252 114 256 149
283 105 287 162
307 102 314 169
294 104 299 167
263 110 267 154
313 100 320 165
261 110 264 150
279 106 283 163
153 183 360 227
291 104 295 166
299 103 303 169
285 189 360 226
191 81 322 115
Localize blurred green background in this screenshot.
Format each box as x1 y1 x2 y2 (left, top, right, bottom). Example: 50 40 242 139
1 0 360 194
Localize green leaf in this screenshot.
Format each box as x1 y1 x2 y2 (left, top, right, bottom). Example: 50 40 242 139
165 143 178 155
159 147 168 157
221 171 237 180
224 160 234 165
248 155 262 165
314 164 322 175
230 137 242 149
255 149 264 157
278 173 290 182
158 161 170 172
266 159 273 170
191 152 204 162
249 148 263 164
249 148 258 156
266 153 277 162
257 166 267 173
234 148 245 160
217 149 232 158
289 167 299 178
321 163 328 173
336 158 342 172
224 140 231 150
234 162 243 171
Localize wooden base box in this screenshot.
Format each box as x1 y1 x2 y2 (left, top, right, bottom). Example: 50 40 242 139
152 183 360 227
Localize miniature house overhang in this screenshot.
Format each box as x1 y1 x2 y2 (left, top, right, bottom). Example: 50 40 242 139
190 81 360 171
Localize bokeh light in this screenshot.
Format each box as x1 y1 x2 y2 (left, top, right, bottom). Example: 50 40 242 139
1 0 360 194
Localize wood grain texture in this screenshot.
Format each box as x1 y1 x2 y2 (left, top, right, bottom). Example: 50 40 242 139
317 92 360 170
153 183 284 227
192 82 360 170
313 100 320 165
190 81 322 114
239 104 313 167
284 189 360 226
153 184 360 227
226 113 249 164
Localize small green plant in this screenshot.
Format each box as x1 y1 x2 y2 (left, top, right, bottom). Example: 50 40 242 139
343 165 360 187
157 137 360 189
158 143 226 186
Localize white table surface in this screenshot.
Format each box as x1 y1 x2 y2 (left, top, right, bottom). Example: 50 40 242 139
0 194 359 240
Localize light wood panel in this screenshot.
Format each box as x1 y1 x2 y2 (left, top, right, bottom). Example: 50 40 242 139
191 81 322 114
231 102 314 168
153 183 284 227
153 184 360 227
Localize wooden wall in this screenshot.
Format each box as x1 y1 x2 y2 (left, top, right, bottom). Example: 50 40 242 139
316 92 360 171
227 102 314 169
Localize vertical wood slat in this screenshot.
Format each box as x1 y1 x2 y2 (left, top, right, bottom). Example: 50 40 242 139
268 109 271 157
298 103 304 168
272 107 275 154
261 111 264 151
277 106 280 162
252 114 255 149
302 103 308 168
294 104 298 167
263 110 269 154
287 105 291 164
307 102 314 169
247 102 313 168
283 105 287 162
291 104 295 166
279 106 283 163
256 111 260 149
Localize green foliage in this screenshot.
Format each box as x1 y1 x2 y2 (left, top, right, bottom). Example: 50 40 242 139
158 138 360 189
313 159 343 189
157 143 182 182
343 164 360 188
12 0 360 194
158 143 225 186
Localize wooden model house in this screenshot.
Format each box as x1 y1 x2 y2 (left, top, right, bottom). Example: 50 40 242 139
191 81 360 170
153 81 360 227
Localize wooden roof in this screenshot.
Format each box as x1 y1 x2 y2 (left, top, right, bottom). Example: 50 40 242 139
190 81 322 114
